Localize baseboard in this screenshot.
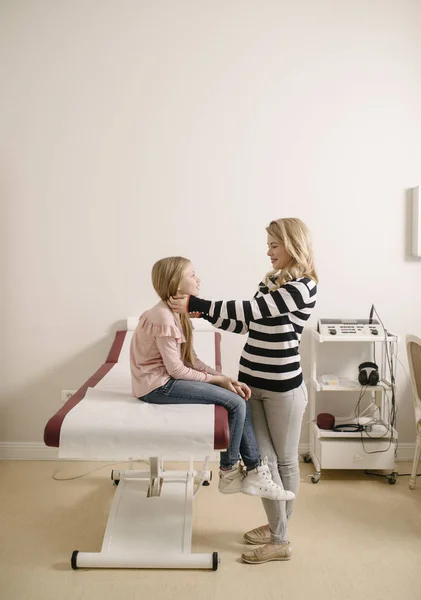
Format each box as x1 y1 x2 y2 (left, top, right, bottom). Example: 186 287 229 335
391 443 417 462
0 444 222 462
0 442 416 462
0 442 59 460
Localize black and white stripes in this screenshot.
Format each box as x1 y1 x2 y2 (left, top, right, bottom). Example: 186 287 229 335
189 277 317 392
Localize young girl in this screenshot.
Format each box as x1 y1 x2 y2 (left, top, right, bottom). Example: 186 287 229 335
168 218 318 564
130 256 294 502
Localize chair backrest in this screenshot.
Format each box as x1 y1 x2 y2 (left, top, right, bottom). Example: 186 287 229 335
406 334 421 425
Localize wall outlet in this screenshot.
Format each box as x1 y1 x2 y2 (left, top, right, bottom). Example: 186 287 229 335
61 390 76 404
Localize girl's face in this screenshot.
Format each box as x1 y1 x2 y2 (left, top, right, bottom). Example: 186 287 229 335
267 233 290 270
178 263 201 296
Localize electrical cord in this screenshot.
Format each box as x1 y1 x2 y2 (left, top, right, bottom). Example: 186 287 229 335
357 305 397 455
341 381 393 453
53 459 213 493
52 459 149 481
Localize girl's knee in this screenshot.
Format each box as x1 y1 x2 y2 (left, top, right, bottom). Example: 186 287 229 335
225 395 246 416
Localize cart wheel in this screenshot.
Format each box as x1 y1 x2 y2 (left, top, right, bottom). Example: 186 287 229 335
71 550 79 570
212 551 219 571
311 473 320 484
303 453 312 464
388 473 397 485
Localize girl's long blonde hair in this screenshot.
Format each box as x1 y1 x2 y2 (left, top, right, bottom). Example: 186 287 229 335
265 218 318 288
151 256 194 366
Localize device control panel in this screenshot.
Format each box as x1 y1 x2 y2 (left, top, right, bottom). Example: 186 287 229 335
317 319 386 338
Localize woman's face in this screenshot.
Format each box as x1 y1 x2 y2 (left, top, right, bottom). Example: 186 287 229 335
267 233 290 270
178 263 201 296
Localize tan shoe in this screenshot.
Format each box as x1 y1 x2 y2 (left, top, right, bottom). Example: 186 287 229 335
243 525 271 545
242 542 292 564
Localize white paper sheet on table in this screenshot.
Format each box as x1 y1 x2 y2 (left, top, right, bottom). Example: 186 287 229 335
59 330 216 460
59 387 215 460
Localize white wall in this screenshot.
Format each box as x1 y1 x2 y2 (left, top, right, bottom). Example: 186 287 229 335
1 0 421 450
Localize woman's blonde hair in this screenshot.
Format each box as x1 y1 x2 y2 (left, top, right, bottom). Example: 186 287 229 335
151 256 194 366
265 218 318 288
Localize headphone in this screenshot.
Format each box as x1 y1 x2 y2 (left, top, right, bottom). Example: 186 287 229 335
358 361 379 386
333 423 365 432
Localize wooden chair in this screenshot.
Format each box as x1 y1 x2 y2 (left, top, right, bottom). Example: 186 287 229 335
406 335 421 489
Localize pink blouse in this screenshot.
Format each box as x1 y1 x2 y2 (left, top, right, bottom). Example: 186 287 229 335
130 301 220 398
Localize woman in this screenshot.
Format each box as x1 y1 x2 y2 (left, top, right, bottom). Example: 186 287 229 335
168 218 318 564
130 256 294 501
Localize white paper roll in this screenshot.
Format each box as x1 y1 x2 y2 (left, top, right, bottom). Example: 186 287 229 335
127 317 140 331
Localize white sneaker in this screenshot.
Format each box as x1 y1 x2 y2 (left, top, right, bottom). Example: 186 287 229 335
242 458 295 501
218 462 246 494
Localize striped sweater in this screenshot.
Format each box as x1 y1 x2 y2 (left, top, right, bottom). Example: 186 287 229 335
189 276 317 393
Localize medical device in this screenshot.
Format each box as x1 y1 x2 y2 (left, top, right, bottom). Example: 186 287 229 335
317 318 386 339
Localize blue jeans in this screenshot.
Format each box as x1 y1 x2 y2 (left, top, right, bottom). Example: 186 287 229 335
140 379 261 470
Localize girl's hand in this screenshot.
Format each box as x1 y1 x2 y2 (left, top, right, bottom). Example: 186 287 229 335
168 295 189 314
233 382 251 400
209 376 250 399
209 375 237 394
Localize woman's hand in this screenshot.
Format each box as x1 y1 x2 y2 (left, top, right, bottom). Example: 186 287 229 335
233 382 251 401
168 295 189 314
